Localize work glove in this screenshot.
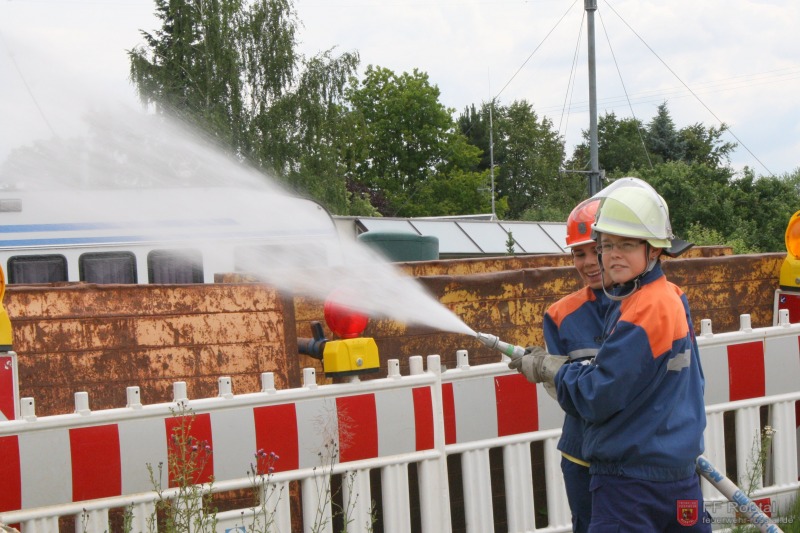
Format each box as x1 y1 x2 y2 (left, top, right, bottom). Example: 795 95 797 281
507 346 568 385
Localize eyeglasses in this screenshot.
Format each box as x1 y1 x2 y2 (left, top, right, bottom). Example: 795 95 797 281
595 240 646 254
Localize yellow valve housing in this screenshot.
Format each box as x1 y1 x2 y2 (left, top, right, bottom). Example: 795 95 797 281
0 266 12 351
322 337 380 377
780 210 800 291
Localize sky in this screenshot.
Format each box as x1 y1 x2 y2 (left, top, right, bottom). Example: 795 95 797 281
1 0 799 179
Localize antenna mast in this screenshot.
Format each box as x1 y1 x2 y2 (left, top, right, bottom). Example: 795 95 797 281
585 0 602 195
489 98 496 220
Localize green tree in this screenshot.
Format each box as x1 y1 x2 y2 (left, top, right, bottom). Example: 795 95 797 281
496 101 568 219
685 223 757 255
129 0 251 147
568 104 738 180
345 66 488 217
410 168 508 217
629 163 800 253
459 100 567 219
640 161 737 239
568 112 651 176
129 0 361 214
457 103 492 172
678 122 737 168
645 102 684 164
728 169 800 252
785 167 800 196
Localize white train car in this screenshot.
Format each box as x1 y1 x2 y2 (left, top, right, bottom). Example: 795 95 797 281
0 187 343 285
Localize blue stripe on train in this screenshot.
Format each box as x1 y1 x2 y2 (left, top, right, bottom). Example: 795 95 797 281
0 219 238 233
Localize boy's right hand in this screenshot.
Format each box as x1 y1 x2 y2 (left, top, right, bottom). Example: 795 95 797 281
508 347 567 384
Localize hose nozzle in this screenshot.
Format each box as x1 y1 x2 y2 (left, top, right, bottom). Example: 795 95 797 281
476 332 527 360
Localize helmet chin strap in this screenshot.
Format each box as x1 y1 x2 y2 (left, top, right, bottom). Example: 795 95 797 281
642 242 660 274
598 243 659 302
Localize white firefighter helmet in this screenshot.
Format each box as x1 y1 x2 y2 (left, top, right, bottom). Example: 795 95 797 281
591 177 674 249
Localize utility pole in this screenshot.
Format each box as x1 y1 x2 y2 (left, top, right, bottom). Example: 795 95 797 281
585 0 602 195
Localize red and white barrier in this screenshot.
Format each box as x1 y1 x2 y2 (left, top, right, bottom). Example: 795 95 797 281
698 314 800 404
0 314 798 533
0 365 440 519
774 289 800 325
697 312 800 488
440 350 569 532
440 350 563 447
0 352 18 422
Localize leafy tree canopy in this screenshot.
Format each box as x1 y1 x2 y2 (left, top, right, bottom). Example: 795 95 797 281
625 163 800 253
568 102 737 179
129 0 361 214
458 100 568 220
345 66 488 217
126 2 798 251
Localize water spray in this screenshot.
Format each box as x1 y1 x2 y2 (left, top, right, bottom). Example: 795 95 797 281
696 455 784 533
475 332 527 360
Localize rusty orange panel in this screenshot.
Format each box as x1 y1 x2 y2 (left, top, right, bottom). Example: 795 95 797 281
6 282 297 416
4 250 784 416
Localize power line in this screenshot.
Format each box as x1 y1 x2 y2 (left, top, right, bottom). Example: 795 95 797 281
597 8 651 169
487 0 791 175
493 0 579 103
537 67 800 115
0 28 57 138
555 8 584 143
602 0 774 176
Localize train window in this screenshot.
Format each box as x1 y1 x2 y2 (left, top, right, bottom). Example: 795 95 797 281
147 249 204 284
7 255 68 284
79 252 137 284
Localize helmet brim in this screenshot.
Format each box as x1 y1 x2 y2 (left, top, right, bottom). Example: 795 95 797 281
565 238 595 250
662 238 694 258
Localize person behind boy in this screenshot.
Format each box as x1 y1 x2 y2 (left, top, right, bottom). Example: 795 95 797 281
511 197 612 532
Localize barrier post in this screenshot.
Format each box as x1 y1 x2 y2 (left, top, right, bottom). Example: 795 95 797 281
0 264 16 422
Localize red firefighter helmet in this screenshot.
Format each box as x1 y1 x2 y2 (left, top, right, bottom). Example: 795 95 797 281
565 198 601 249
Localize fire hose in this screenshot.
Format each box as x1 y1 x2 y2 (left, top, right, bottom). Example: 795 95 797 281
696 455 785 533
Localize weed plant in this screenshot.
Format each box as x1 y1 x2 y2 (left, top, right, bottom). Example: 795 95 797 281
727 426 798 533
112 405 375 533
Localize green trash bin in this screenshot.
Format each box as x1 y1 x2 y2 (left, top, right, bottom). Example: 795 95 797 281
357 231 439 261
